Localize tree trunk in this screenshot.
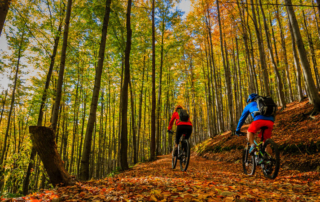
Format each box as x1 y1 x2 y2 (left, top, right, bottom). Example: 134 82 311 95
51 0 73 132
301 8 320 90
96 91 103 178
216 0 234 133
0 90 7 126
80 0 111 180
316 0 320 20
0 31 24 166
129 80 137 164
150 0 156 160
288 18 304 101
285 0 320 112
70 73 79 173
259 0 286 108
0 0 10 36
137 56 145 162
276 0 293 102
120 0 132 171
250 0 269 95
29 126 75 186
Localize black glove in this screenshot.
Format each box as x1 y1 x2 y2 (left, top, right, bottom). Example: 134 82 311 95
168 130 173 134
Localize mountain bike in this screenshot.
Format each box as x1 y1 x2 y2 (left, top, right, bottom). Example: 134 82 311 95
169 131 190 172
238 126 280 179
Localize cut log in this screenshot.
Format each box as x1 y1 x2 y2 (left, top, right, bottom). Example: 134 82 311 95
29 126 75 186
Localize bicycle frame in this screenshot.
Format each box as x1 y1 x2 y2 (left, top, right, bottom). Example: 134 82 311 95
176 134 186 158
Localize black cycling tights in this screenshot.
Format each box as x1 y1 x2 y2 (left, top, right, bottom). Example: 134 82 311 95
175 125 192 145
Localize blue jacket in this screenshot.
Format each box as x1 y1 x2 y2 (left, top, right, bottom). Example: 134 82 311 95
236 101 275 132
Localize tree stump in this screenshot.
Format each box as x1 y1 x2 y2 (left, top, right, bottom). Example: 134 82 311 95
29 126 75 186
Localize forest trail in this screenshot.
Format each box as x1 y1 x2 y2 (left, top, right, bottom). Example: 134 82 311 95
16 155 320 201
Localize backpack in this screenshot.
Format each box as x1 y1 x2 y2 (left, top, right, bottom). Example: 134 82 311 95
178 109 189 122
253 96 277 117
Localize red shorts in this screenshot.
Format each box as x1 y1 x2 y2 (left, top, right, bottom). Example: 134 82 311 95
248 120 274 142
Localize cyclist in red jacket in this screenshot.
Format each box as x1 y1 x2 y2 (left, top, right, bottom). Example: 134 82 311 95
168 105 192 155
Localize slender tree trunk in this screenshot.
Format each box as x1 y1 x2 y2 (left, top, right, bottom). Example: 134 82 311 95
129 80 137 164
316 0 320 20
285 0 320 112
301 8 320 90
150 0 156 160
96 91 104 178
77 89 86 177
0 0 10 36
80 0 112 180
250 0 269 95
137 56 145 162
216 0 234 133
276 0 293 102
70 73 79 173
288 19 304 101
51 0 73 132
0 90 7 126
236 38 243 110
0 31 24 165
259 0 286 108
120 0 132 170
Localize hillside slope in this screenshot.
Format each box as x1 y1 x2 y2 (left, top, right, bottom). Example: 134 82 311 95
194 99 320 172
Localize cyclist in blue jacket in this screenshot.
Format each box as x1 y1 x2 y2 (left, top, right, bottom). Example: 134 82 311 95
235 93 275 154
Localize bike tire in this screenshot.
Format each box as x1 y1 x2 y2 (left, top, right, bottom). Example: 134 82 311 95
172 149 177 169
180 140 190 172
242 147 256 175
262 139 280 179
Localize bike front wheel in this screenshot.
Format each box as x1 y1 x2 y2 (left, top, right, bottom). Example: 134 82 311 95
172 149 177 169
262 139 280 179
242 146 256 175
180 140 190 171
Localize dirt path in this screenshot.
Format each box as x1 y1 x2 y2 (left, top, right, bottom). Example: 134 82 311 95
13 155 320 201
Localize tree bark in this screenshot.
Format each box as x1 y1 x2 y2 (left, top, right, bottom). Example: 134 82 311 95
51 0 72 132
0 0 10 36
301 8 320 90
316 0 320 20
29 126 75 186
275 0 293 102
0 90 7 126
250 0 270 95
150 0 156 160
70 71 79 173
137 56 145 162
119 0 132 170
259 0 286 108
80 0 111 180
129 80 137 164
216 0 235 133
285 0 320 111
0 31 24 166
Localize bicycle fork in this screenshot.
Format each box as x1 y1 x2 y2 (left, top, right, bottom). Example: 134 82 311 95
245 142 249 165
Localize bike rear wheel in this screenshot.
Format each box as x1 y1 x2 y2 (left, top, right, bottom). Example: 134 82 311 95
242 145 256 175
180 140 190 171
262 139 280 179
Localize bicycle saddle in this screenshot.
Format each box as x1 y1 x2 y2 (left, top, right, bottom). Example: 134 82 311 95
260 126 268 131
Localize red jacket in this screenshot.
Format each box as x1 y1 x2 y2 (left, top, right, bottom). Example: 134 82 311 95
168 111 192 130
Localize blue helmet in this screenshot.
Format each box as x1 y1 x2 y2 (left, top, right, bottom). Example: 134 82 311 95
247 93 258 103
